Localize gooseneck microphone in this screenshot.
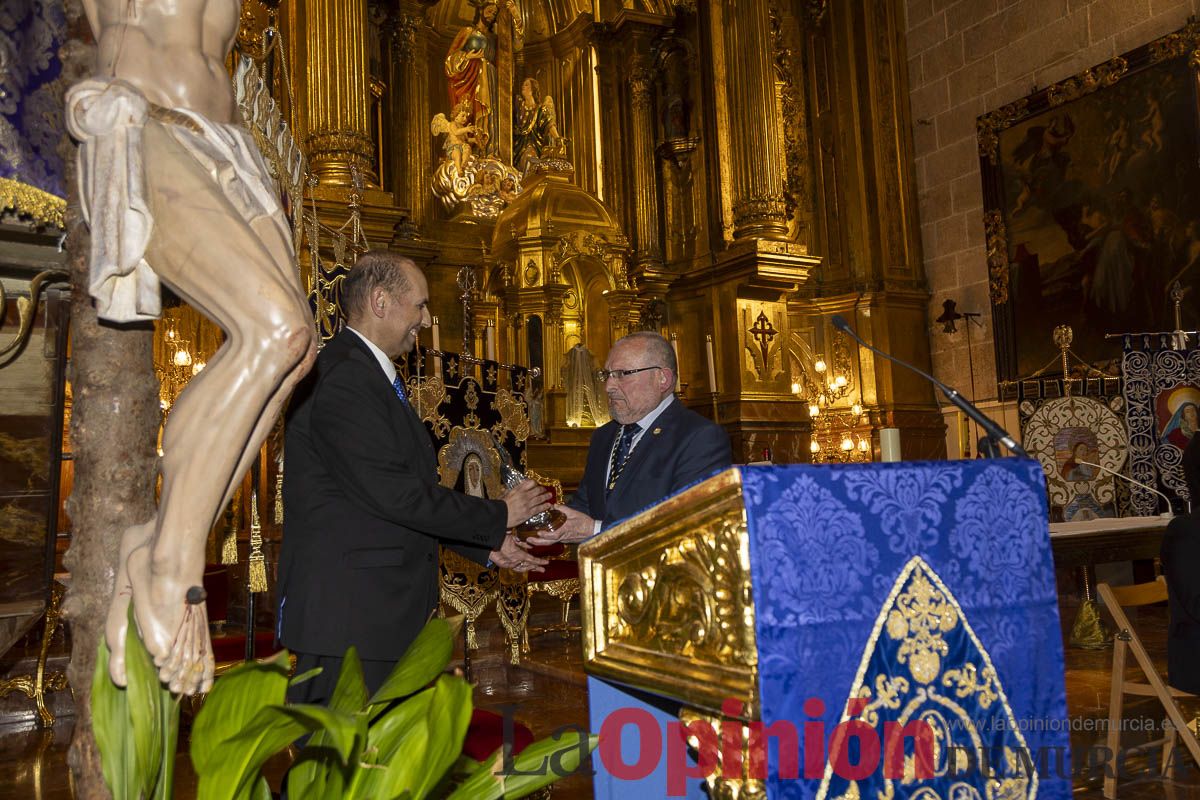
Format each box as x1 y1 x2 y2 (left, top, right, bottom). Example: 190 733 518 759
829 314 1028 458
1073 459 1180 516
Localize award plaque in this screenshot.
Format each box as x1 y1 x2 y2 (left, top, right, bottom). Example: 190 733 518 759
501 463 567 536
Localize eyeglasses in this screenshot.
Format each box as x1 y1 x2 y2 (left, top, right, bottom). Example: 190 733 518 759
595 366 663 382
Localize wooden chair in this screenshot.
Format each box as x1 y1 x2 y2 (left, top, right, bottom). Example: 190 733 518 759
1098 578 1200 799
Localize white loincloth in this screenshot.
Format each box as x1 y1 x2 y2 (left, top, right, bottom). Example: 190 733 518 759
65 78 289 323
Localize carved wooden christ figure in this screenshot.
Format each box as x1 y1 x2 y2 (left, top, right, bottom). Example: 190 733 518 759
68 0 316 695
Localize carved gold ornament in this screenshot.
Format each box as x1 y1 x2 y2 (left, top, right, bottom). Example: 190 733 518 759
984 211 1010 306
1046 59 1127 107
580 469 758 717
976 100 1029 165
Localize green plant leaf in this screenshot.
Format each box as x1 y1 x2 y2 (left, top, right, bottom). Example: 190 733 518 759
500 731 598 799
410 675 473 797
348 684 436 799
91 639 135 800
366 618 454 712
352 674 473 800
275 704 359 766
249 775 273 800
195 704 320 800
124 604 166 799
154 688 181 800
444 755 503 800
287 649 367 798
190 649 291 777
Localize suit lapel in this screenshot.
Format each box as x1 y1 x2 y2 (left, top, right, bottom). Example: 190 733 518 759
607 399 680 505
341 331 434 472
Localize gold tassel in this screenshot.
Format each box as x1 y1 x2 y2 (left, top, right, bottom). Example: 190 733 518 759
248 486 268 593
274 451 284 525
221 487 241 565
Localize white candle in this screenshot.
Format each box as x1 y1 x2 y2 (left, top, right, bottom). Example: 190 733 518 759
670 332 681 392
431 316 441 372
705 334 717 393
486 321 496 361
880 428 902 462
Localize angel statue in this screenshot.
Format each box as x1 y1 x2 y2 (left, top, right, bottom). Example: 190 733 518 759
431 101 477 174
513 77 564 174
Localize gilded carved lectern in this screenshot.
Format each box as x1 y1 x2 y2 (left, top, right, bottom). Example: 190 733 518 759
580 462 1072 800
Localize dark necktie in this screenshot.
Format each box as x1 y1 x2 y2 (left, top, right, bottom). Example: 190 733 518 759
607 423 639 494
392 375 410 406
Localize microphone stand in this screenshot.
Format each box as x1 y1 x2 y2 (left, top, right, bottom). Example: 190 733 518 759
830 315 1028 459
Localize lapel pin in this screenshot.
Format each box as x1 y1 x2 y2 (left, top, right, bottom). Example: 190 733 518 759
653 427 662 435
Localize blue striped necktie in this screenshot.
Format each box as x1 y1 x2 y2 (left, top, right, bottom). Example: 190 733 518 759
392 375 410 406
607 423 639 494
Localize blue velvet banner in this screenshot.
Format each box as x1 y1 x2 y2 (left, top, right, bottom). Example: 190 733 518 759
1 0 68 198
742 460 1071 799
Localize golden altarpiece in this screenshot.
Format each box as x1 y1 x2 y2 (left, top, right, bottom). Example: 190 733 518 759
224 0 946 481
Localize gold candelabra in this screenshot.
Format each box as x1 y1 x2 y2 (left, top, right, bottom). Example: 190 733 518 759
155 318 207 414
792 332 870 463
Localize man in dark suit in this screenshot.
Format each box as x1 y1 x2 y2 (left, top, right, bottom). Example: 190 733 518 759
1162 434 1200 694
532 331 732 541
279 251 550 703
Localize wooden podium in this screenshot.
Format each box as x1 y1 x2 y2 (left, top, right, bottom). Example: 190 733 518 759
578 463 1073 800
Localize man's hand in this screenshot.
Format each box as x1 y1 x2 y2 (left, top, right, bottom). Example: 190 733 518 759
525 504 595 545
502 478 552 528
488 534 548 573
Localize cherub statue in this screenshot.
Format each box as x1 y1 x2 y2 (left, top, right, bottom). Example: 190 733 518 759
431 101 477 174
67 0 316 695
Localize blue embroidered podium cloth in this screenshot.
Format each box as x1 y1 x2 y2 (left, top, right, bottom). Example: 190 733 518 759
589 460 1070 799
743 460 1070 799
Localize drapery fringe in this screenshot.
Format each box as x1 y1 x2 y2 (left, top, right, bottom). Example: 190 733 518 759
0 177 66 228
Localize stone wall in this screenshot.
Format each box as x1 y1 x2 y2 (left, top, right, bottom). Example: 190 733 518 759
904 0 1200 454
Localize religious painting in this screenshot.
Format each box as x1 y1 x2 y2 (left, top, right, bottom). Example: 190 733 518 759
1121 336 1200 512
979 23 1200 384
1157 386 1200 449
1021 395 1127 522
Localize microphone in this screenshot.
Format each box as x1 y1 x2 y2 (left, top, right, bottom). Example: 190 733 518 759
829 314 1028 458
1073 459 1178 517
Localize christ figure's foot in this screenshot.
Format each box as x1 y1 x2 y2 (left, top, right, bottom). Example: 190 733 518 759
104 519 156 686
125 541 212 694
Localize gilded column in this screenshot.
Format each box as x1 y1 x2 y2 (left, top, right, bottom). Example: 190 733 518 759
303 0 378 188
721 0 788 240
391 3 430 230
542 284 568 391
628 60 663 269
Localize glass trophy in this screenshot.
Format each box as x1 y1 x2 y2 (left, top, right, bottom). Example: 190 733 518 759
500 462 566 537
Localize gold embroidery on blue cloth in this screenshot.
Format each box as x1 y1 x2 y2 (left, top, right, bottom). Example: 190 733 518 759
817 556 1037 800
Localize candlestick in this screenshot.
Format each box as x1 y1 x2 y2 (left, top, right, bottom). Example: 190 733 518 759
880 428 902 462
431 316 441 373
670 332 681 393
485 320 496 361
705 334 717 393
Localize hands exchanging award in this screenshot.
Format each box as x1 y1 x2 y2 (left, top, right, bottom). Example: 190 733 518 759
490 476 552 573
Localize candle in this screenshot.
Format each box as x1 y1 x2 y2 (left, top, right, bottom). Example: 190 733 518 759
485 320 496 361
431 316 441 372
880 428 902 462
670 332 681 392
705 334 717 393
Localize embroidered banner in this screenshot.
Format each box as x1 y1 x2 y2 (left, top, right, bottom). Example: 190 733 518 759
742 460 1071 800
0 0 68 224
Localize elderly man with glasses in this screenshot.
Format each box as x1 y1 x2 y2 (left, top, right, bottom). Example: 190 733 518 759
529 331 732 542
